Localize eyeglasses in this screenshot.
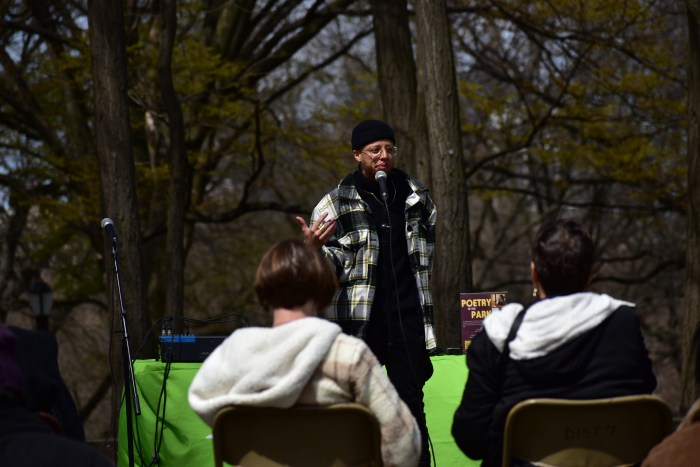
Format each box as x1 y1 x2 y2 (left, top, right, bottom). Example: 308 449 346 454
361 145 398 160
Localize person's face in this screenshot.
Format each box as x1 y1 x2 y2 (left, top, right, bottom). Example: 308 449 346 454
353 139 396 180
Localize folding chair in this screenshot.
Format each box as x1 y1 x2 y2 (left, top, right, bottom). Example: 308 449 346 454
502 395 673 467
212 403 383 467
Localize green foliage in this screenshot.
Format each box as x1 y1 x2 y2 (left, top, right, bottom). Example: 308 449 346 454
456 0 685 211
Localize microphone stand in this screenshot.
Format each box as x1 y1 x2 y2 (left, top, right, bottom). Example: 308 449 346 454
109 238 140 467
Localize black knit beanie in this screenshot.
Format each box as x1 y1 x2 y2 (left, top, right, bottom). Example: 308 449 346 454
351 120 395 150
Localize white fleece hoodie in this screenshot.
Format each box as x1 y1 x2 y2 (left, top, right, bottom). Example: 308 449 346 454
483 292 634 360
187 316 421 466
188 316 341 424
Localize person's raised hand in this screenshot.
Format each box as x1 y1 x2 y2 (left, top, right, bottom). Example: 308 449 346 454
296 212 337 249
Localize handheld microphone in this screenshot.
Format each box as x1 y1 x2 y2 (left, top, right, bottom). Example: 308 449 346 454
101 218 118 244
375 170 388 204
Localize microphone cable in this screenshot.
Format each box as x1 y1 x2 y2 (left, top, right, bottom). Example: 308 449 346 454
133 313 249 360
149 356 172 466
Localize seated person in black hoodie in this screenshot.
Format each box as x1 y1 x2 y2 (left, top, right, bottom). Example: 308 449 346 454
9 325 85 441
451 219 657 466
0 325 113 467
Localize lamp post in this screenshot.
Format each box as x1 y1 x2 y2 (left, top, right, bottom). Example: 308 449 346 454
29 280 53 332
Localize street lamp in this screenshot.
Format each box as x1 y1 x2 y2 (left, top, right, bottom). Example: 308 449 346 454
29 280 53 332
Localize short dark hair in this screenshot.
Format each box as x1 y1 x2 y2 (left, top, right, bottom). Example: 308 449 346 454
254 239 338 310
532 219 594 296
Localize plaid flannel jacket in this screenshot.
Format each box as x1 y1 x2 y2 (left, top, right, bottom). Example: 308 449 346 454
310 169 437 350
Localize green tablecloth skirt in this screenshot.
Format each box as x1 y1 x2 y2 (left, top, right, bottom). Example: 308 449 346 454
118 355 479 466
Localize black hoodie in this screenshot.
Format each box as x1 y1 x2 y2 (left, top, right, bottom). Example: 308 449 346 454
451 293 657 466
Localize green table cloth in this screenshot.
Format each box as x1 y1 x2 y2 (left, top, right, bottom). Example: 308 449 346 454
118 355 478 466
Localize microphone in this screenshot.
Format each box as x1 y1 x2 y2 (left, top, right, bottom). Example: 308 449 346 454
375 170 388 204
101 218 118 244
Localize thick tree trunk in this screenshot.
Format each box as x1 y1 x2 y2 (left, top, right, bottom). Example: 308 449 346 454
370 0 428 179
159 0 189 329
0 201 29 322
682 0 700 412
88 0 150 368
414 0 473 349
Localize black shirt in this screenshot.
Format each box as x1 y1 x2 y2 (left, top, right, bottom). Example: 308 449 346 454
353 170 424 360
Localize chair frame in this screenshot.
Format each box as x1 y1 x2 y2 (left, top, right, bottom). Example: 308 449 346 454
501 395 673 467
212 402 383 467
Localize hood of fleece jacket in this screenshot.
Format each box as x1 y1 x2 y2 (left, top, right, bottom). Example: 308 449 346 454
483 292 634 382
188 316 341 425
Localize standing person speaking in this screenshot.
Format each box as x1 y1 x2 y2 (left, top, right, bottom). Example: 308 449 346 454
297 119 437 466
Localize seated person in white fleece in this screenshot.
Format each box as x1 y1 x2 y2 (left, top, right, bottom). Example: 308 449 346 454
451 219 657 467
188 239 421 467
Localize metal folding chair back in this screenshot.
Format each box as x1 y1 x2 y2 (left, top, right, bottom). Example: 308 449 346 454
502 395 673 467
212 403 383 467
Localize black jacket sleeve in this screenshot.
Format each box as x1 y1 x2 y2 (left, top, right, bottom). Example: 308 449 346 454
451 329 503 461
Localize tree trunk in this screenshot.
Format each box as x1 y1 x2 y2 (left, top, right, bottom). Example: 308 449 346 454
88 0 150 370
159 0 189 330
414 0 473 349
370 0 428 179
682 0 700 413
0 200 29 322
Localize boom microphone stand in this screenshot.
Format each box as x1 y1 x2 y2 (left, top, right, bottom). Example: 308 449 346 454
102 218 140 467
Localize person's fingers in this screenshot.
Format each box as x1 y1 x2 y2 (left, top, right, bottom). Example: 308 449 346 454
312 212 330 230
297 214 335 247
321 222 337 240
295 216 309 231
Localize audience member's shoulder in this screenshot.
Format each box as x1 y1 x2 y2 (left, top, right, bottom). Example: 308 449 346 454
10 326 58 350
608 303 641 325
613 303 637 315
329 333 378 364
332 332 366 350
